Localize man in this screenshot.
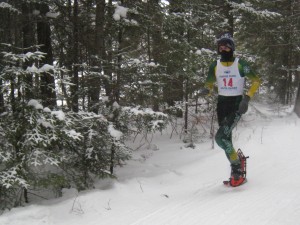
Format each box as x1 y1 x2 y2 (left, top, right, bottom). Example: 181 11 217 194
203 32 260 185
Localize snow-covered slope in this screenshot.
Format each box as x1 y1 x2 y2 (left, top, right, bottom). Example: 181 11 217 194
1 103 300 225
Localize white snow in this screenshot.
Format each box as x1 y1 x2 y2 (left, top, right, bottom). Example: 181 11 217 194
26 64 55 73
43 107 52 113
37 119 53 129
1 102 300 225
0 2 20 13
108 124 123 141
26 65 39 73
196 48 215 55
46 12 60 19
63 129 82 141
229 1 281 18
113 5 128 21
40 64 55 72
51 110 65 121
148 62 157 67
28 99 43 110
112 101 120 109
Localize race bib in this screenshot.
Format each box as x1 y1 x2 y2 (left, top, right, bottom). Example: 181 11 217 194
216 58 245 96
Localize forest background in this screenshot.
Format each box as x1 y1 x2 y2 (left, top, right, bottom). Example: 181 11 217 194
0 0 300 211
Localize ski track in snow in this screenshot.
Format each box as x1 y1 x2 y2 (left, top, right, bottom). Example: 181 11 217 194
1 104 300 225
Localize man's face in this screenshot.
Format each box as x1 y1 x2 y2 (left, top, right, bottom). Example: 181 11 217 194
218 44 231 53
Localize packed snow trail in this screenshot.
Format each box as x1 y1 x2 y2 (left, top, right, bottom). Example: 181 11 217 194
1 105 300 225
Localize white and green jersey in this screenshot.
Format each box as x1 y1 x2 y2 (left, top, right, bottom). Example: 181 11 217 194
216 58 245 96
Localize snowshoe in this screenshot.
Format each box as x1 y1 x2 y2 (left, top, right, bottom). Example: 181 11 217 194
223 149 249 187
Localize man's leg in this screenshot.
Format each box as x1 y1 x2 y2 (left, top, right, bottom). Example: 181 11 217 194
215 112 241 164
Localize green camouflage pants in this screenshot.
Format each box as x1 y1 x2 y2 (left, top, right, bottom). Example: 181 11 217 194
215 96 242 165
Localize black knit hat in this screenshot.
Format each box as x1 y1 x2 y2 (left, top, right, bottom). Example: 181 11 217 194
217 32 235 52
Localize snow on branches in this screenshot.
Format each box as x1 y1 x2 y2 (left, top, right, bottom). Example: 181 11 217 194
0 98 169 209
228 1 281 18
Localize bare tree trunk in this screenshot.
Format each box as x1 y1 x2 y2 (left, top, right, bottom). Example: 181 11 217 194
0 5 11 113
71 0 79 112
36 3 57 108
163 0 184 109
294 81 300 117
148 0 162 111
115 11 124 104
102 0 113 102
88 0 105 113
21 2 34 101
280 0 295 105
225 1 234 34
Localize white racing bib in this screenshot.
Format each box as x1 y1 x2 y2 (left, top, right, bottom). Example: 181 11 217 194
216 58 245 96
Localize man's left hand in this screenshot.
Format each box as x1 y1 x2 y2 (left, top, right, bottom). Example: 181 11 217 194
238 95 250 114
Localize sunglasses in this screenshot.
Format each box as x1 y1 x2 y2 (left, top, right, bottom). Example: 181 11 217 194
219 45 231 51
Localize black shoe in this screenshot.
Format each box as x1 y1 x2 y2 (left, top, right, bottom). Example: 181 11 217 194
231 163 242 181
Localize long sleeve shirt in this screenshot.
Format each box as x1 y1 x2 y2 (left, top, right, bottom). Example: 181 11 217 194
205 57 260 98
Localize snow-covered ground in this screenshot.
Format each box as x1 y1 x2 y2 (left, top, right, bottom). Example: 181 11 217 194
1 102 300 225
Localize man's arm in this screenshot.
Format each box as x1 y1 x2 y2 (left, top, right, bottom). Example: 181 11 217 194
238 59 260 98
204 61 217 93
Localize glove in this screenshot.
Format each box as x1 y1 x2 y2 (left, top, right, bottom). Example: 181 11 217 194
198 88 210 97
238 95 250 114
